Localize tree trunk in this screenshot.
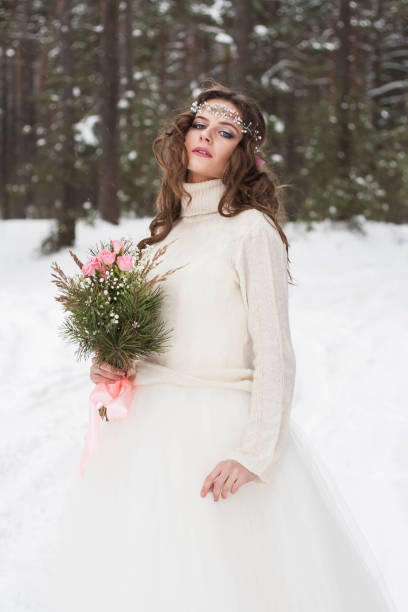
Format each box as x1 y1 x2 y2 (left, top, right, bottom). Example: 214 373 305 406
231 0 252 90
55 0 77 248
99 0 120 225
335 0 353 179
0 47 10 219
124 0 135 135
13 0 36 218
282 92 300 220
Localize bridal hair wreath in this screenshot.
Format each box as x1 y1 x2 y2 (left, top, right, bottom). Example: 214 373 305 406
189 100 263 150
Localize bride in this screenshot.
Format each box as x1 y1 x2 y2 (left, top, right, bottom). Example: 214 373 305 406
52 81 397 611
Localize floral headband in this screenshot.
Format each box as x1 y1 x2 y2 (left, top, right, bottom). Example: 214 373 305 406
190 99 263 153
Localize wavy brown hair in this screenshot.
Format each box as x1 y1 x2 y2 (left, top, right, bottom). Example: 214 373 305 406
137 79 294 283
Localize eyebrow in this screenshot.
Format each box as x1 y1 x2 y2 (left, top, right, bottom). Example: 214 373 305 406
195 114 240 135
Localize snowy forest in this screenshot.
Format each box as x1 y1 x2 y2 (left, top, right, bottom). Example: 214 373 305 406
0 0 407 252
1 2 408 611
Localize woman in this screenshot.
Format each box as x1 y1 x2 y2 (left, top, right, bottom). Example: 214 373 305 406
52 82 396 611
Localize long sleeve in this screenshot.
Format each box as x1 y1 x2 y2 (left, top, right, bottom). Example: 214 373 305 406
227 214 296 484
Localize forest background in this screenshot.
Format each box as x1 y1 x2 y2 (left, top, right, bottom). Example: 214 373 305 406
0 0 407 252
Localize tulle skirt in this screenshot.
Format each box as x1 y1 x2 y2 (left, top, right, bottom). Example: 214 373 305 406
51 381 396 611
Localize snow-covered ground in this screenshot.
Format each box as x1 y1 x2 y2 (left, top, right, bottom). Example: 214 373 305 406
1 216 407 610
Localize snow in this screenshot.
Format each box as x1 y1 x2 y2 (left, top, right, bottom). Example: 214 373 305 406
215 32 233 44
74 115 99 146
368 80 408 98
0 216 407 610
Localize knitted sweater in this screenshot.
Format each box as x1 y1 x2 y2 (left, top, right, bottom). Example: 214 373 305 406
134 178 296 484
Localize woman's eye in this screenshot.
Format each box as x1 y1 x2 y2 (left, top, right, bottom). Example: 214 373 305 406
192 123 234 139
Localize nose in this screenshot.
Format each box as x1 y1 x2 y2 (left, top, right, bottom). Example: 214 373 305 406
199 126 212 142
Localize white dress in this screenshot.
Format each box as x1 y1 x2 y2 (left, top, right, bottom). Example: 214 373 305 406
52 178 397 611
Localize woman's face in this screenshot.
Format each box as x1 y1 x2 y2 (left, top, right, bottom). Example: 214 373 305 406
184 98 244 183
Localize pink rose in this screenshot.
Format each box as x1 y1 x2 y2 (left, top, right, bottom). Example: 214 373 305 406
116 255 133 271
98 249 116 265
111 240 125 255
82 256 105 277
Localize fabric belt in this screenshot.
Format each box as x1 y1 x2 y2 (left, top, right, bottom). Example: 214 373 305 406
132 360 253 393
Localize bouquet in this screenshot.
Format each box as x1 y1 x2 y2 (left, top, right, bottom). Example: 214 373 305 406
51 237 183 476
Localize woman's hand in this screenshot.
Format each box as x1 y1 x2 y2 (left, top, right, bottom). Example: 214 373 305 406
90 354 137 384
200 459 257 502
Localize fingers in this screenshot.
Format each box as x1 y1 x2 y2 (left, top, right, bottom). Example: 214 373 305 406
230 477 242 495
92 373 122 384
213 473 231 501
200 460 249 502
215 471 241 501
200 468 221 498
126 367 137 383
210 471 228 502
90 359 127 384
100 362 126 376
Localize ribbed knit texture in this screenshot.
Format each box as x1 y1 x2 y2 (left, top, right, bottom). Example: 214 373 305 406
180 178 226 216
138 178 297 483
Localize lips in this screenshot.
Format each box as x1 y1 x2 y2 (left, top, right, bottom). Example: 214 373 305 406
192 147 213 158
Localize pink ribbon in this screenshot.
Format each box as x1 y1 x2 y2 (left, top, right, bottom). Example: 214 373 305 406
76 377 135 478
255 155 265 168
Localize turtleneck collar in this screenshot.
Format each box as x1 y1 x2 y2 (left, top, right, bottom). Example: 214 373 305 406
180 178 226 217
